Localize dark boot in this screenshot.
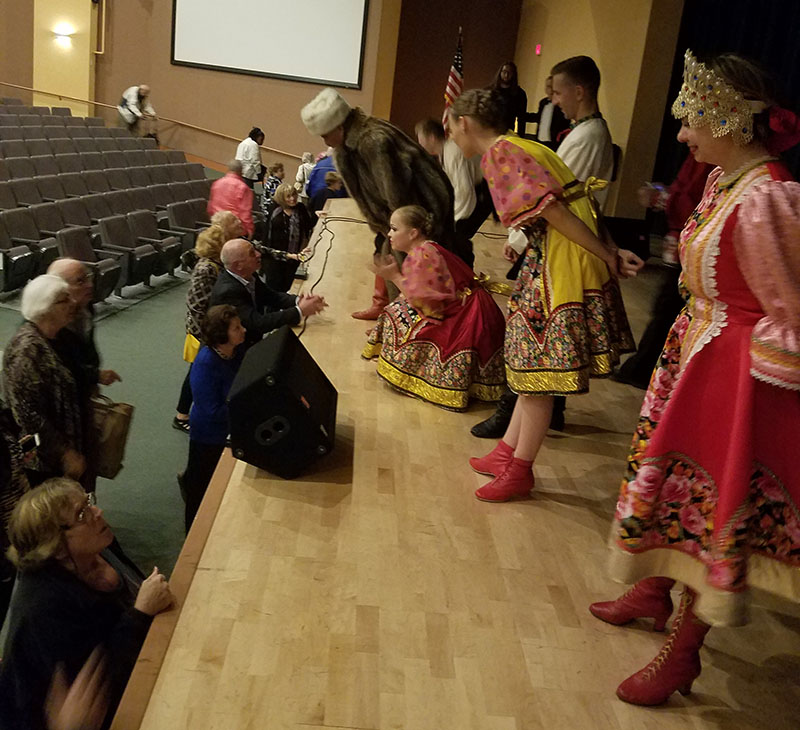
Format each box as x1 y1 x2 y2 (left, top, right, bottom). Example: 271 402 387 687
549 395 566 431
471 391 517 438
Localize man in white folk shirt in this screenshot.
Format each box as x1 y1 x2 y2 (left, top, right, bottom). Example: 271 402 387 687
236 127 266 189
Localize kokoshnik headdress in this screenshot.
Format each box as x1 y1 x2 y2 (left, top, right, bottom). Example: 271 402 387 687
671 49 767 146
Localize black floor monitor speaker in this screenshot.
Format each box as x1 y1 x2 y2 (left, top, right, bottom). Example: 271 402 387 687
227 325 337 479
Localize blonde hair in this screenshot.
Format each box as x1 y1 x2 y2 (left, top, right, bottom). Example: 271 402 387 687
394 205 434 237
210 210 243 241
273 182 297 209
194 224 226 261
7 478 85 571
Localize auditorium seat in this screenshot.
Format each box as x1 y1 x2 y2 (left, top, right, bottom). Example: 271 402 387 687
43 126 69 140
166 164 189 183
66 126 91 139
81 170 112 194
31 155 59 177
79 151 105 171
0 115 19 127
102 150 128 169
184 163 206 180
139 137 159 150
126 185 157 211
81 193 114 223
84 117 105 127
29 202 75 237
0 128 24 141
59 172 90 198
51 107 72 117
19 114 41 127
147 164 171 185
187 179 211 199
109 128 129 138
74 137 100 153
41 115 65 127
5 157 36 179
147 184 173 210
9 177 44 206
36 175 68 202
165 150 186 164
21 126 45 141
105 168 132 191
31 106 50 115
25 138 52 156
95 137 119 152
56 197 100 234
0 182 18 210
0 97 24 105
116 137 140 151
0 139 28 158
0 207 60 273
127 210 182 274
166 200 209 247
3 106 28 115
0 219 38 292
98 214 159 290
56 153 83 174
126 166 152 187
0 160 9 182
56 226 124 300
122 149 147 167
88 126 112 138
50 137 76 154
104 190 137 216
167 182 193 201
145 150 169 166
63 116 85 127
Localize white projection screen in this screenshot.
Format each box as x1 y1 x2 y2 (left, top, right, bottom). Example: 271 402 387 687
172 0 369 88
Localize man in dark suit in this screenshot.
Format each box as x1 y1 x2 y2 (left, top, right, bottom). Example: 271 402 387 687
530 75 569 148
209 239 326 349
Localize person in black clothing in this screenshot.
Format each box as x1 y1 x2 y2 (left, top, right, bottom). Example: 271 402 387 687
265 183 313 291
532 75 570 148
208 239 326 350
48 259 122 493
310 170 345 214
489 61 528 135
0 479 174 730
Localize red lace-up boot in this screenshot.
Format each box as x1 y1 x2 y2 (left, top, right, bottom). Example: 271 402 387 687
589 577 676 631
616 588 710 706
469 440 514 477
474 457 534 502
352 275 389 320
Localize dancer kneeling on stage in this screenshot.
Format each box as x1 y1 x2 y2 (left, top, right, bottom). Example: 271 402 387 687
362 205 506 411
448 89 643 502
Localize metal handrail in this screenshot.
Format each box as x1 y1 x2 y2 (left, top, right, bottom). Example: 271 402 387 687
0 80 301 160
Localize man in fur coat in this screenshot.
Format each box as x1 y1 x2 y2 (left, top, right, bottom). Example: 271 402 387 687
302 88 461 320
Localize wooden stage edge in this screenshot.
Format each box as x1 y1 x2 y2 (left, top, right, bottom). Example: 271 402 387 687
110 450 237 730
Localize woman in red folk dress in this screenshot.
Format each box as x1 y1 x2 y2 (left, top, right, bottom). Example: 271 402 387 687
362 205 506 411
592 50 800 706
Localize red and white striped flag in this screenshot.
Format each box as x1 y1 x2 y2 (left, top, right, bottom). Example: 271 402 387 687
442 28 464 132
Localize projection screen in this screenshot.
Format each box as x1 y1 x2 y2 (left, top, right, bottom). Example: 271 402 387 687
171 0 369 88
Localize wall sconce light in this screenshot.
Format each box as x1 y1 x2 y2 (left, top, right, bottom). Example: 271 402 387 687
53 22 76 49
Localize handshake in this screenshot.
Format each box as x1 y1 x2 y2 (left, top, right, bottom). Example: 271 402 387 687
297 293 327 318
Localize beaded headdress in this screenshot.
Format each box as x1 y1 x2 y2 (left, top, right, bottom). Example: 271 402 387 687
671 49 766 145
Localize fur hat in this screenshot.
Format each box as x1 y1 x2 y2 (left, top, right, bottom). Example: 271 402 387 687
301 88 351 136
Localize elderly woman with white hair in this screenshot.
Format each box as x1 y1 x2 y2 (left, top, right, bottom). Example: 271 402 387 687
2 274 86 486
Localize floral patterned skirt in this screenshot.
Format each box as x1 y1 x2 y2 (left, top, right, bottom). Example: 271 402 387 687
506 222 635 395
362 294 506 412
610 308 800 626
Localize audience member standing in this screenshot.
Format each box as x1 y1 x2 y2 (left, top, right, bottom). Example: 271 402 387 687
265 184 313 292
306 148 343 199
208 239 326 349
116 84 156 136
3 276 86 487
309 171 345 214
181 305 245 532
489 61 528 135
235 127 265 189
294 152 315 208
301 87 456 320
533 75 569 148
207 160 254 238
261 162 285 219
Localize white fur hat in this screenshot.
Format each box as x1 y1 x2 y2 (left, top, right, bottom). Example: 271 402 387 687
301 88 351 136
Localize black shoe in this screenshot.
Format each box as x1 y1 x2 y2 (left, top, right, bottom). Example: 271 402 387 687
172 416 190 434
471 411 513 438
548 409 565 431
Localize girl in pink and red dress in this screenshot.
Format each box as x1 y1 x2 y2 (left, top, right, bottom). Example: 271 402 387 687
591 51 800 706
447 89 643 503
363 205 506 411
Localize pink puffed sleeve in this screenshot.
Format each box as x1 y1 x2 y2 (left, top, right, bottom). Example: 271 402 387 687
400 242 457 318
481 139 563 228
733 180 800 390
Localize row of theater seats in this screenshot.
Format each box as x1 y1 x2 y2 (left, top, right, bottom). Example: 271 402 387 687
0 126 140 141
0 136 159 158
0 114 105 128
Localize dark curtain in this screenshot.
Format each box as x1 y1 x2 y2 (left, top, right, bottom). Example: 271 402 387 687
652 0 800 184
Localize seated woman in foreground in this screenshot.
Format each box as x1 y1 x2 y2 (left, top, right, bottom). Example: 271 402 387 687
362 205 506 411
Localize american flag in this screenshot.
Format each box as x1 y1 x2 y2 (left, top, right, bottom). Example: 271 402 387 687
442 28 463 131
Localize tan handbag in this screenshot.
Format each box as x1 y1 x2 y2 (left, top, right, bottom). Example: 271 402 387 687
91 396 134 479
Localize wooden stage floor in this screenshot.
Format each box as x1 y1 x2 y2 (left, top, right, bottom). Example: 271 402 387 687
113 200 800 730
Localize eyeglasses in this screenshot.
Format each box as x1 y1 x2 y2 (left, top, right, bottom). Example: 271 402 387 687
61 492 97 530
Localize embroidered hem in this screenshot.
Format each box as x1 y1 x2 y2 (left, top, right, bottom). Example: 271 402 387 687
506 351 613 395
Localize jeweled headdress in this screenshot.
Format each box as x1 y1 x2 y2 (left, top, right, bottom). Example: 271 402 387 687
671 49 766 145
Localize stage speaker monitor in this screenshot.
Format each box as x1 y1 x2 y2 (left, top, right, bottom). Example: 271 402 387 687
227 325 337 479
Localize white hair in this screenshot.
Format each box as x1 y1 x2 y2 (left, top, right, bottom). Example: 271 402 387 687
302 152 314 164
20 275 69 322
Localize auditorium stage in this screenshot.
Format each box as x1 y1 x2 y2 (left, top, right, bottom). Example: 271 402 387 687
112 200 800 730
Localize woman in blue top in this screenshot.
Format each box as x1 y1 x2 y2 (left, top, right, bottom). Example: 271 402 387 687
181 305 245 532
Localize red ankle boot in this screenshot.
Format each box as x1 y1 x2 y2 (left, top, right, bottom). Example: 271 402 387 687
616 588 710 706
475 457 534 502
589 577 675 631
352 275 390 320
469 440 514 477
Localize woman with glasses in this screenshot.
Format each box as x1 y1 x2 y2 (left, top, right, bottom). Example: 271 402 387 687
0 479 174 729
3 275 88 487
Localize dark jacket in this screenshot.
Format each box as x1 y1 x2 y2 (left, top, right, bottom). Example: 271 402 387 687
268 205 312 254
333 108 455 248
533 96 570 146
494 85 528 135
0 552 150 730
189 345 243 445
208 270 300 349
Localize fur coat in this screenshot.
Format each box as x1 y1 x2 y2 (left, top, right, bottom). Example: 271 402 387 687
334 108 455 246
